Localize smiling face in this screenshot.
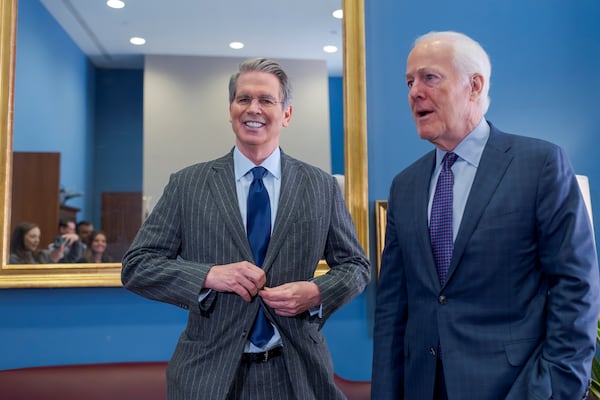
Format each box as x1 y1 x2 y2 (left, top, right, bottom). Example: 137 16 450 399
23 226 41 252
90 233 107 254
405 38 483 151
229 71 292 164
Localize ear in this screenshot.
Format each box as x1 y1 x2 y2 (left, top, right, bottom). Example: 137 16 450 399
282 105 293 128
470 73 484 102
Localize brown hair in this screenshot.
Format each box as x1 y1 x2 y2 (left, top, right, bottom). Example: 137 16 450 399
10 222 46 263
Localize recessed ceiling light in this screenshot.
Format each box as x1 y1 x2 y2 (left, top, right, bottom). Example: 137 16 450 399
229 42 244 50
332 9 343 19
106 0 125 9
323 45 338 53
130 37 146 46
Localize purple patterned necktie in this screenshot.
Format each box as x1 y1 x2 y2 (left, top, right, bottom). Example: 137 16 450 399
247 166 274 347
430 152 458 286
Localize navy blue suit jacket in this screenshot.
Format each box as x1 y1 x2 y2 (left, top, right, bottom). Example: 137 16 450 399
372 123 599 399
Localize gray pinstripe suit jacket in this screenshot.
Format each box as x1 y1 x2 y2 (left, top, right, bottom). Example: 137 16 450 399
122 149 370 400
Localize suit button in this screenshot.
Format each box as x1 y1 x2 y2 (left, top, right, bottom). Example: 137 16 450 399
438 295 447 304
429 347 436 357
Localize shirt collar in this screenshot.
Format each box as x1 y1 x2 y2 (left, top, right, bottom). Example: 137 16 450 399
436 118 490 168
234 146 281 181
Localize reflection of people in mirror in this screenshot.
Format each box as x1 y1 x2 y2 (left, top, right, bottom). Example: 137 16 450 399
122 58 370 399
10 222 62 264
48 219 84 263
76 220 94 246
78 230 113 263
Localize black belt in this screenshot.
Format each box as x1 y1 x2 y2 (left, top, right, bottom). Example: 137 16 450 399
242 346 283 363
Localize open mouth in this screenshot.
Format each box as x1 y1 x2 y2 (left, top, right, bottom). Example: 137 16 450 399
416 110 433 118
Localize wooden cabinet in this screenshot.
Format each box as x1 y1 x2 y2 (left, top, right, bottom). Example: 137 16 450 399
10 152 61 249
59 204 80 223
101 192 142 261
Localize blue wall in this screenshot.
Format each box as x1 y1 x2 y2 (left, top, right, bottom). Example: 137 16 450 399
3 0 599 383
91 69 144 225
329 76 345 175
13 0 95 217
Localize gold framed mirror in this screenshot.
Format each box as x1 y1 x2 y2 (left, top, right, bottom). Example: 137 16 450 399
0 0 367 287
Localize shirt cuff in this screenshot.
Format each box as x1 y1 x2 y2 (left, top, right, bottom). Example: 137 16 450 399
309 304 323 318
198 288 212 303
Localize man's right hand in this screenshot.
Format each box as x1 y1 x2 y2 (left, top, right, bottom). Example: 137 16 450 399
204 262 266 302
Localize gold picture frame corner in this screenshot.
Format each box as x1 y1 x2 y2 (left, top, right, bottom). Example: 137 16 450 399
374 199 388 278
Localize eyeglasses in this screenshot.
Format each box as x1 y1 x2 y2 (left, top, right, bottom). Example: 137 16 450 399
234 95 282 108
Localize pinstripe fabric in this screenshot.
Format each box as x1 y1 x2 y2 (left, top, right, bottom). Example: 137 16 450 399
122 149 370 400
227 356 295 400
372 123 599 399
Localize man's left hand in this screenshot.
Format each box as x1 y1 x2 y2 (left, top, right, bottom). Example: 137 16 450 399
259 281 321 317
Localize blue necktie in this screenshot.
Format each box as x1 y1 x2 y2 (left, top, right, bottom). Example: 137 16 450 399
430 152 458 286
247 166 274 347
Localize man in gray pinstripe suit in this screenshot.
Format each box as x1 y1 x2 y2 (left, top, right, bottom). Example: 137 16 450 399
122 58 370 400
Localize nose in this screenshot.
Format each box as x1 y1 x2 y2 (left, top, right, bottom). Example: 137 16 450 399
409 80 423 100
245 98 263 113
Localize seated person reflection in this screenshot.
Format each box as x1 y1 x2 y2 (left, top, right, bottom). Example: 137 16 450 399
76 220 94 246
10 222 62 263
48 219 84 263
78 230 113 263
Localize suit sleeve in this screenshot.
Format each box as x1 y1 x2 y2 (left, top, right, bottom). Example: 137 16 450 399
312 175 370 322
529 146 599 399
121 173 212 311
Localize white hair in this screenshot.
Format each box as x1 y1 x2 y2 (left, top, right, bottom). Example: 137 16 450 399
415 31 492 114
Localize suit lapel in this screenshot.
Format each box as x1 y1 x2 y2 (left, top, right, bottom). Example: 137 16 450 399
413 151 442 289
445 127 513 286
262 153 304 273
208 152 254 262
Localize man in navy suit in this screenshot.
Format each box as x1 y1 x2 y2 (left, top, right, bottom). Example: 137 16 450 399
372 31 599 399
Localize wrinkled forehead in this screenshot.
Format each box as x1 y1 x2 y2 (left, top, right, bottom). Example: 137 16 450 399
406 39 455 74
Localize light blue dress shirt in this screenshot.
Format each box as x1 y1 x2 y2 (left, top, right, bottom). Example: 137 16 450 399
201 147 321 352
428 118 490 240
234 147 283 352
234 147 281 235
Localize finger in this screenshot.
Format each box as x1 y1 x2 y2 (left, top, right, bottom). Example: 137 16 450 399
259 286 288 300
243 267 267 288
231 273 262 301
260 295 290 310
235 287 252 302
272 302 301 317
230 280 255 302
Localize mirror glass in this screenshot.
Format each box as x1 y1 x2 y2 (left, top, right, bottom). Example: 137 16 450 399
0 0 367 286
12 0 342 263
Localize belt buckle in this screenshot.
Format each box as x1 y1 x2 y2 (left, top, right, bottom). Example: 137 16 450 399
262 350 270 362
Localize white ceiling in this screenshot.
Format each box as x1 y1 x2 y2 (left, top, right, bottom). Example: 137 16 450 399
39 0 344 76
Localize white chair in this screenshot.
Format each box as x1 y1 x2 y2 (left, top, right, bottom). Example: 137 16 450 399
576 175 594 242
